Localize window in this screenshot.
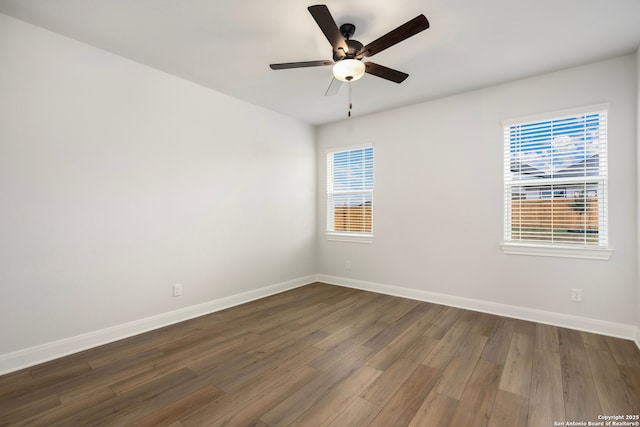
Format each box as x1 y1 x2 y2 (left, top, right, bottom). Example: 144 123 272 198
502 105 611 259
326 145 374 242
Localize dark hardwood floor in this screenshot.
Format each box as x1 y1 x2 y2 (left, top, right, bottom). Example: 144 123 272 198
1 283 638 426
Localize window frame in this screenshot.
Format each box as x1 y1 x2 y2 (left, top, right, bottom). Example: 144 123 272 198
501 104 613 260
326 144 374 243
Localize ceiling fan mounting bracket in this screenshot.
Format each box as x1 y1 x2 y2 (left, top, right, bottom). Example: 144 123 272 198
339 23 356 40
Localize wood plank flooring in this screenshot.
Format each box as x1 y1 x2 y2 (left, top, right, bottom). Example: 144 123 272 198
1 283 638 426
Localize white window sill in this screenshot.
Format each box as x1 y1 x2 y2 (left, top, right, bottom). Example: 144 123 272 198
326 233 375 244
501 242 613 260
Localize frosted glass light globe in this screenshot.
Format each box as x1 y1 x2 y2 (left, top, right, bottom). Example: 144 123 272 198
333 59 365 82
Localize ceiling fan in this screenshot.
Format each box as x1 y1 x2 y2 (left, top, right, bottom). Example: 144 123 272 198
269 4 430 96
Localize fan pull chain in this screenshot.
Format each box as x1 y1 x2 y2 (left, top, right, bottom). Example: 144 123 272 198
348 83 353 118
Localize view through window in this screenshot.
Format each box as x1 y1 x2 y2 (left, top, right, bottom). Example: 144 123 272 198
327 146 374 237
503 108 608 248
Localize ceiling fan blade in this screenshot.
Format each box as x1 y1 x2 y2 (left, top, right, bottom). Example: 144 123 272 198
308 5 349 57
358 15 429 58
270 60 334 70
364 62 409 83
324 77 343 96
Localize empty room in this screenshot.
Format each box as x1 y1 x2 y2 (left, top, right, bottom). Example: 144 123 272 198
1 1 639 426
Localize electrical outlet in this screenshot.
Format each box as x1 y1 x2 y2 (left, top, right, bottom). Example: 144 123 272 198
571 288 582 302
173 283 183 297
345 260 351 270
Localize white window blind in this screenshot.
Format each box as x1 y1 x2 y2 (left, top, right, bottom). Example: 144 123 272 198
327 146 373 238
503 107 608 250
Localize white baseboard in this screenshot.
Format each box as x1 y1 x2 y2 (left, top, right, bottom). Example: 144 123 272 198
2 274 635 376
317 274 638 342
0 275 315 376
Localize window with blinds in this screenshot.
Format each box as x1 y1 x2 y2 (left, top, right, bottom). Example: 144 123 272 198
503 107 608 251
327 146 373 241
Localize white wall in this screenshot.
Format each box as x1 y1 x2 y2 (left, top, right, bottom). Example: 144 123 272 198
317 54 638 331
0 14 316 357
637 47 640 346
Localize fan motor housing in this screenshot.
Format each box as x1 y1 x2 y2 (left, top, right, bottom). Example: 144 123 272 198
333 39 363 61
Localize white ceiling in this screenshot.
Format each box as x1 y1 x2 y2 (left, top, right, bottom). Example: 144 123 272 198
1 0 639 125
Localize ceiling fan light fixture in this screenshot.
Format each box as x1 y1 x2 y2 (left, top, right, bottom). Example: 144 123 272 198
333 59 365 82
